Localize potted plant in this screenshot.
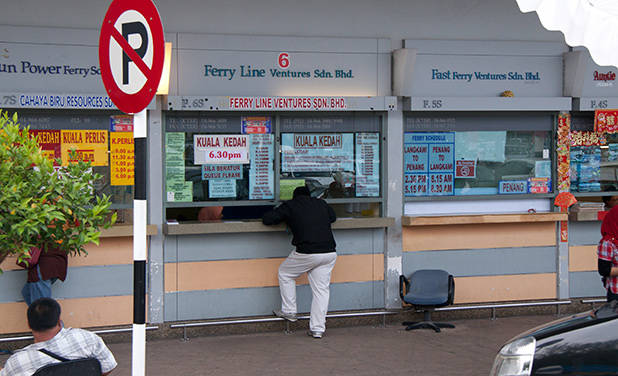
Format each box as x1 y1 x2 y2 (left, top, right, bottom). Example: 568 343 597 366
0 110 116 272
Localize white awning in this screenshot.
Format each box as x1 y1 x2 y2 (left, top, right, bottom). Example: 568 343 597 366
516 0 618 68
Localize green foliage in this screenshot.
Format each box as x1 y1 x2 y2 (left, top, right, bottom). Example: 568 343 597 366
0 110 116 272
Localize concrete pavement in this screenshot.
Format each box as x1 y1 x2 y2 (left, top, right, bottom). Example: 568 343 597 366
85 314 557 376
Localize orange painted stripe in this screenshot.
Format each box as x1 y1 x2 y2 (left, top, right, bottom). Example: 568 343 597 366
165 254 384 293
569 246 598 272
403 222 556 252
0 238 133 272
453 274 556 304
0 296 133 335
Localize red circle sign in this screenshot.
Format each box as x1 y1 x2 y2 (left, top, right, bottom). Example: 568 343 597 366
99 0 165 114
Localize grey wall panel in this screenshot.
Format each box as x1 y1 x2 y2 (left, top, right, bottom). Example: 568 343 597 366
569 221 602 246
166 281 382 321
167 229 384 263
402 247 556 277
569 271 606 298
164 236 178 263
0 265 132 303
164 293 178 322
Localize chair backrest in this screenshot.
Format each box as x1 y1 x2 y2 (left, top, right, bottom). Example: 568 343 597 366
404 269 454 307
33 349 101 376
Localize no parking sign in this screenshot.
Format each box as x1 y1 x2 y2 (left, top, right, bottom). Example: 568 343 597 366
99 0 165 114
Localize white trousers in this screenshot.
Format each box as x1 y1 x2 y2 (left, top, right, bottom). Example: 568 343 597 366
278 250 337 333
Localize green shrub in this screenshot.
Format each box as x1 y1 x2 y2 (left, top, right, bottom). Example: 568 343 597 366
0 110 116 271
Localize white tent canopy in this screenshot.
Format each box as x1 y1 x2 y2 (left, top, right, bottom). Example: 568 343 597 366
516 0 618 68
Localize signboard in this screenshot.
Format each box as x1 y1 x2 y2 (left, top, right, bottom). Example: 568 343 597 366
201 164 243 180
455 160 476 178
355 133 380 197
110 132 134 185
242 116 271 134
99 0 165 114
175 34 389 96
528 177 550 194
110 115 134 132
402 40 564 97
499 180 527 194
403 132 455 196
594 109 618 133
249 134 274 200
193 135 250 164
60 130 108 166
29 130 61 165
281 133 354 172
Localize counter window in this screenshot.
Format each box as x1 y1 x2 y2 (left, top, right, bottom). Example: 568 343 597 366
404 114 554 197
570 113 618 193
18 111 134 223
165 113 384 222
165 115 275 203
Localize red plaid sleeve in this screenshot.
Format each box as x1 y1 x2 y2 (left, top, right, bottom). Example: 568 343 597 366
598 240 615 261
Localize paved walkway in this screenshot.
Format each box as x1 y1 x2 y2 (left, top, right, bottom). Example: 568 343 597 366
82 314 556 376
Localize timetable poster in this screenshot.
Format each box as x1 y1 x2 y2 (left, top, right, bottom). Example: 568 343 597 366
110 132 134 186
281 133 354 172
249 134 274 199
404 132 455 196
165 132 192 202
355 133 380 197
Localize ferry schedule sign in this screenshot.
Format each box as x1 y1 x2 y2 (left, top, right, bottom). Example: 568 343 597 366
99 0 165 114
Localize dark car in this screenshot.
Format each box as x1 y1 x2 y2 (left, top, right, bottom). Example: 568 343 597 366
490 301 618 375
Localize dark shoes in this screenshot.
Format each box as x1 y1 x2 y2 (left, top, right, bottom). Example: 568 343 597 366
273 309 297 322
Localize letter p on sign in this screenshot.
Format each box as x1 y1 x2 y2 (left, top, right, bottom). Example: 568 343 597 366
99 0 165 114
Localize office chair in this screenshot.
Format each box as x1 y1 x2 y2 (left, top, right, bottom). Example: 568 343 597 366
399 269 455 333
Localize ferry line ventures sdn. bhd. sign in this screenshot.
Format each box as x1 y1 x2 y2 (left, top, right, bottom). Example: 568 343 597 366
174 35 390 97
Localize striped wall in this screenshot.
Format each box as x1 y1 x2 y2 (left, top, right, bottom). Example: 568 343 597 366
568 221 606 298
0 238 134 335
164 228 385 321
402 222 558 304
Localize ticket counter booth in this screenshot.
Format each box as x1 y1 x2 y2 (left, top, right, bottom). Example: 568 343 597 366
153 33 396 322
393 40 571 305
0 25 157 335
563 48 618 299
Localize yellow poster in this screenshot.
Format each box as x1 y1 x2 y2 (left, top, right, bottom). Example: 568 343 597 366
110 132 134 186
60 130 108 166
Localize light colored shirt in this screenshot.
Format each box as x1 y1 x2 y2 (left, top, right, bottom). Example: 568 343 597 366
0 327 117 376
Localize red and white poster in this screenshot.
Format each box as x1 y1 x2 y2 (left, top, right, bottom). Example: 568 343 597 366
455 160 476 178
193 134 250 164
595 109 618 133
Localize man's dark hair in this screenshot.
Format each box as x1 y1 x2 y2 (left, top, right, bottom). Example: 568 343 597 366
293 186 310 199
27 298 61 331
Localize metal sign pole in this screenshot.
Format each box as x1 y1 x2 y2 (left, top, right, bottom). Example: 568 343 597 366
132 109 148 376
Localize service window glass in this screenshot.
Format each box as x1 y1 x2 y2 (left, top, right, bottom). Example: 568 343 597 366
404 113 553 197
17 111 134 223
279 114 382 217
164 114 275 203
570 113 618 192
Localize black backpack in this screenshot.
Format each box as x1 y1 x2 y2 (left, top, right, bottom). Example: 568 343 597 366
32 348 102 376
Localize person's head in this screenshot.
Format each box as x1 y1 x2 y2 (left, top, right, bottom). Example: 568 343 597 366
27 298 61 332
603 195 618 209
293 186 310 199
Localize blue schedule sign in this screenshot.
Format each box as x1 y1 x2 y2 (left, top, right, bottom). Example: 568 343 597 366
404 132 455 197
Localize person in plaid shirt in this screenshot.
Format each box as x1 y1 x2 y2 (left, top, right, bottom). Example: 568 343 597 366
598 206 618 302
0 298 117 375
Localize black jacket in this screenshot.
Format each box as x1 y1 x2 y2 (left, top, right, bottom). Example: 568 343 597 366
262 195 336 253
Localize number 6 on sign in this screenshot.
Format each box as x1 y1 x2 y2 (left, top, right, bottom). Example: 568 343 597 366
278 52 290 69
